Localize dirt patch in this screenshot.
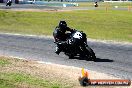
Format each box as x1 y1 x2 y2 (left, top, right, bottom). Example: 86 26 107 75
128 34 132 38
0 56 131 88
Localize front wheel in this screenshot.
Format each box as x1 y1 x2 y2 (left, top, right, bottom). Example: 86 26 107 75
85 46 96 61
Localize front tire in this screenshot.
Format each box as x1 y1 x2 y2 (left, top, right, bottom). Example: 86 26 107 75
85 46 96 61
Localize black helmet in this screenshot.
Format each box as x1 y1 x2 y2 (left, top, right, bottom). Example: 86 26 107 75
59 21 67 29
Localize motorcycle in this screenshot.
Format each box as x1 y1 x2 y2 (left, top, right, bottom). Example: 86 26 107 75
6 0 12 6
54 30 96 61
94 2 98 7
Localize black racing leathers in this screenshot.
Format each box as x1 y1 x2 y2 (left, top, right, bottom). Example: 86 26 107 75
53 26 73 42
53 26 73 54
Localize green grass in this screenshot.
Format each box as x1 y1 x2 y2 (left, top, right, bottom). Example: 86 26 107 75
0 58 10 66
0 57 72 88
0 73 62 88
0 10 132 42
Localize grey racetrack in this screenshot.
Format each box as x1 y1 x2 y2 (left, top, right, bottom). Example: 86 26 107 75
0 33 132 79
0 3 132 82
0 3 131 11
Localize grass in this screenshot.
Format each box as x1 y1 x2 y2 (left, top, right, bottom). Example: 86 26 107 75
0 73 61 88
0 58 10 66
0 57 71 88
78 2 132 8
0 10 132 42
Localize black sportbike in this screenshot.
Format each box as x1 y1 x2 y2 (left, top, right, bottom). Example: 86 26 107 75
54 30 96 61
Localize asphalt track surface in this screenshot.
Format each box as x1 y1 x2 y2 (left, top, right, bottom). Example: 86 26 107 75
0 33 132 79
0 3 131 11
0 4 60 10
0 4 132 79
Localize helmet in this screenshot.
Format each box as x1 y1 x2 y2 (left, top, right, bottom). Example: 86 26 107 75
59 21 67 29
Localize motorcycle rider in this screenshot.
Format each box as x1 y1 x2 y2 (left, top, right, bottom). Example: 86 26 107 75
53 21 74 55
6 0 12 6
